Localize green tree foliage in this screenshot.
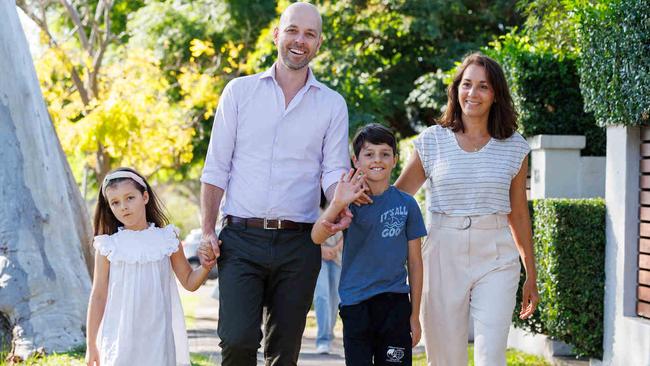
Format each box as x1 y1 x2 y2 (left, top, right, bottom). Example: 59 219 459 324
516 0 580 56
127 0 276 178
24 0 275 186
18 0 148 182
405 69 452 130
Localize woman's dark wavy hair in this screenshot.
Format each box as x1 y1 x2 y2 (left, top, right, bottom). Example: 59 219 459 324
93 167 169 236
438 52 518 139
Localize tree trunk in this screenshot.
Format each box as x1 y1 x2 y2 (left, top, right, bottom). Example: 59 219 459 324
0 4 92 361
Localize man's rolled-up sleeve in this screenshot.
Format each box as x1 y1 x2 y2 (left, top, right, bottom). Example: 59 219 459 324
321 95 351 191
201 81 238 190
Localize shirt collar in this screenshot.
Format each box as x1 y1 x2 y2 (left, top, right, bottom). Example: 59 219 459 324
261 62 323 90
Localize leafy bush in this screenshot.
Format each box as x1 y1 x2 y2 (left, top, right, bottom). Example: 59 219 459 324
405 69 451 130
513 198 606 358
578 0 650 127
486 33 605 155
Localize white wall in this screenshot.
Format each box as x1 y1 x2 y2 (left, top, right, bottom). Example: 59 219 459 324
579 156 607 198
603 125 650 366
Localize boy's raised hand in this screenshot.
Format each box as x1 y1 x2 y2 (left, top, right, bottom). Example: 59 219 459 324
332 168 367 207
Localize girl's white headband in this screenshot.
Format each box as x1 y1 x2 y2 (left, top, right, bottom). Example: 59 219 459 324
102 171 147 197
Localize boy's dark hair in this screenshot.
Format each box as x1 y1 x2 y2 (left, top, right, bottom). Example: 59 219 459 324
93 167 169 236
352 123 397 157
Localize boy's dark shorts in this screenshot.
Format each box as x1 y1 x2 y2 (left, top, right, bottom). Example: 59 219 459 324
340 292 412 366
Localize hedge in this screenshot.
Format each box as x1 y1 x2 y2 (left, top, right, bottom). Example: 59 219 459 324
486 33 605 156
513 198 606 358
578 0 650 127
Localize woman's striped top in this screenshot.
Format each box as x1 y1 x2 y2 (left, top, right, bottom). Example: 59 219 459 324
413 125 530 216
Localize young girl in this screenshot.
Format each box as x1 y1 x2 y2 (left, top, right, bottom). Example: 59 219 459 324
85 167 216 366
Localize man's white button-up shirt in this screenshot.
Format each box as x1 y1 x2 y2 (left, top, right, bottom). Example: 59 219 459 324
201 64 350 223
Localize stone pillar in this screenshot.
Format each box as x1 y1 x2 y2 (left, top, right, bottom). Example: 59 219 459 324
602 125 650 365
528 135 586 199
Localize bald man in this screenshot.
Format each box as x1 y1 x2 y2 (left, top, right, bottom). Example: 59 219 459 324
198 3 350 365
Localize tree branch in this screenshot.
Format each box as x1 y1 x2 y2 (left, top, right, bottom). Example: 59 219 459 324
16 1 46 30
89 0 113 99
88 0 106 50
16 0 91 105
59 0 90 51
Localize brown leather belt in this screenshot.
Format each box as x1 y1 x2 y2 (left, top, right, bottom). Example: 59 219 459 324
224 215 313 231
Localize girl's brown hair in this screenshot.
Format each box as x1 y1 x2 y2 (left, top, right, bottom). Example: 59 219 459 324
438 52 518 139
93 167 169 236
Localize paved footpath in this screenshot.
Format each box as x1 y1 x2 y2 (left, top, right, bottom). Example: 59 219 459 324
181 280 586 366
181 280 424 365
181 279 347 365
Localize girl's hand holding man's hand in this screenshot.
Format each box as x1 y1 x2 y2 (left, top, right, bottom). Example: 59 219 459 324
198 236 220 270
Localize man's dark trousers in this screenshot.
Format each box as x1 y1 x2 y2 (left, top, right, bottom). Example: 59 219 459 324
217 222 321 366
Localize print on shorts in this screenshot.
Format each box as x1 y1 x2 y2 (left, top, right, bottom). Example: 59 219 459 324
386 346 405 363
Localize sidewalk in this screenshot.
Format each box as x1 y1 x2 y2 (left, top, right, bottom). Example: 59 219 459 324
181 280 581 366
182 279 350 365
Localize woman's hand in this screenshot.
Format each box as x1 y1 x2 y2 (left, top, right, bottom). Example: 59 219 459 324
85 344 100 366
410 315 421 347
519 277 539 319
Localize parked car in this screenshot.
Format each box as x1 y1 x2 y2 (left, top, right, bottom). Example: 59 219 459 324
182 228 219 280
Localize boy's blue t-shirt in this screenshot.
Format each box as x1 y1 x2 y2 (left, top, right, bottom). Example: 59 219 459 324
339 185 427 306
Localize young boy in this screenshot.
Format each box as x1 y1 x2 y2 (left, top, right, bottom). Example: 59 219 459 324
311 123 426 366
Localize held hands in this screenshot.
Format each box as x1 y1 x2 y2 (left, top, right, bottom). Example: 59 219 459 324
198 232 221 270
410 315 421 347
519 277 539 319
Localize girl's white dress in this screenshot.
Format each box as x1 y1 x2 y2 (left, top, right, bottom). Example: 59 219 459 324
93 224 190 366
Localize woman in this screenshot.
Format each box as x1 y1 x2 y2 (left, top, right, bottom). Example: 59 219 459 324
395 53 539 366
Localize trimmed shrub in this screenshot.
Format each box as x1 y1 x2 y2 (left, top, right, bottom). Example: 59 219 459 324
513 198 606 358
578 0 650 127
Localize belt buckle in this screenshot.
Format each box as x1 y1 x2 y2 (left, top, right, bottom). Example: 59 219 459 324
264 218 281 230
460 216 472 230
